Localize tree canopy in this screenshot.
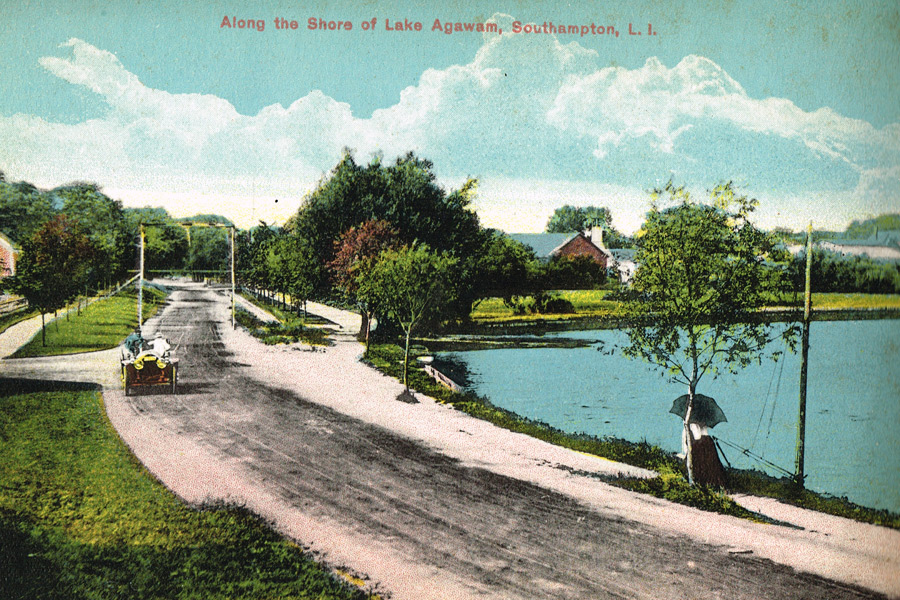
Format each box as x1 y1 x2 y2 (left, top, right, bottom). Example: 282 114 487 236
622 182 797 484
289 151 486 308
545 205 632 248
0 179 56 244
358 245 457 390
10 215 95 345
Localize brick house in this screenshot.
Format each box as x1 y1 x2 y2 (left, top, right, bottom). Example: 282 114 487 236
0 231 16 278
509 228 612 268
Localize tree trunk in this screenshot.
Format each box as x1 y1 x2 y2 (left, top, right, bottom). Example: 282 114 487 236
684 387 695 485
41 313 46 347
685 334 700 485
403 328 411 391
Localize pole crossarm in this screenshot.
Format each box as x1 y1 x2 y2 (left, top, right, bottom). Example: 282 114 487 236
135 221 237 329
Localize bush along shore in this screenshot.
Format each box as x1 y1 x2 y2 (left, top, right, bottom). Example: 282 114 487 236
363 342 900 530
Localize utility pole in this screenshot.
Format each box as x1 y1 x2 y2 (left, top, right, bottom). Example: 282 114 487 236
795 222 813 486
230 226 236 330
138 224 145 327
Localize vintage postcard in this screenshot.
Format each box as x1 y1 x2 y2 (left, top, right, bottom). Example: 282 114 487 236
1 1 898 598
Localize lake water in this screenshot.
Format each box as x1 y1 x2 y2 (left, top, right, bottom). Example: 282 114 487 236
440 320 900 513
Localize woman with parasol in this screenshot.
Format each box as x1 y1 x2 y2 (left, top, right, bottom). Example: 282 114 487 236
672 393 728 488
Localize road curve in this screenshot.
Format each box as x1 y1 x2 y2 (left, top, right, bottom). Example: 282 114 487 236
5 281 893 599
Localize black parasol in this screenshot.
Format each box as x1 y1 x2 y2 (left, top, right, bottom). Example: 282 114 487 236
669 393 727 428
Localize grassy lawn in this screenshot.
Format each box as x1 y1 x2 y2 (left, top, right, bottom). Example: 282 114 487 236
471 290 900 323
240 291 334 327
10 287 167 358
802 292 900 310
471 290 625 322
0 378 372 600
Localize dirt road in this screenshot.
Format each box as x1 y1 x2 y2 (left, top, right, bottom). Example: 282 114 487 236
3 281 894 599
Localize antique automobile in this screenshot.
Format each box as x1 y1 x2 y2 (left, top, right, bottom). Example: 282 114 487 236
121 331 178 396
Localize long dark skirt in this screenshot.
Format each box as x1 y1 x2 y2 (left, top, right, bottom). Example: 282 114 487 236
691 435 727 488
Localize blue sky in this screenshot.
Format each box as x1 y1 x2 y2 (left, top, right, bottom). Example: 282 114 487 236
1 0 898 232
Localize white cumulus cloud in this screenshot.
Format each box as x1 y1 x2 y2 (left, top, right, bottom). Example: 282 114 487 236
0 28 897 231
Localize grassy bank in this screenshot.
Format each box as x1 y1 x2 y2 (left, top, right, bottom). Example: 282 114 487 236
0 306 40 335
10 286 167 358
235 307 330 346
469 290 900 325
364 342 900 529
0 378 373 600
363 343 761 522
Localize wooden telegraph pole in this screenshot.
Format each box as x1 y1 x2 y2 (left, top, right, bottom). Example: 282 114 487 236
230 226 236 330
795 222 813 486
138 223 145 327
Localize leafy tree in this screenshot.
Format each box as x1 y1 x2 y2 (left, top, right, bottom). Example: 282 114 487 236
124 208 189 274
264 233 319 317
237 223 280 298
184 224 231 281
542 255 609 290
845 213 900 239
0 179 56 244
358 245 457 391
10 215 95 345
290 151 486 314
545 205 632 248
470 231 542 308
621 182 796 484
789 248 900 294
327 219 401 352
54 183 130 289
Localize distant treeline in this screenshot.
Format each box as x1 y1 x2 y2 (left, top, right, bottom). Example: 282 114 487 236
790 250 900 295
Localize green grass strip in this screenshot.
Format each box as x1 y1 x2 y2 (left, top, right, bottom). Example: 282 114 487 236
0 378 372 600
470 291 900 324
11 287 167 358
235 307 330 347
0 306 40 335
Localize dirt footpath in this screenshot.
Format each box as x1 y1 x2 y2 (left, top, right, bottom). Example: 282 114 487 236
4 281 898 599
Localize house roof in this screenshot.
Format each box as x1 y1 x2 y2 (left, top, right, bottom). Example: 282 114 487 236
610 248 636 262
507 233 575 259
0 231 17 249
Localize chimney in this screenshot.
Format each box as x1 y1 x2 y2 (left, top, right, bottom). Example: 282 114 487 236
587 226 605 249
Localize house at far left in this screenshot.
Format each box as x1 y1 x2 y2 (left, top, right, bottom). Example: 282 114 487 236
0 230 17 279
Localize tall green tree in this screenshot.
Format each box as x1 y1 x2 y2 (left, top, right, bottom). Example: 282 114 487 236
290 151 486 314
358 245 457 391
237 223 280 298
54 183 130 289
10 215 95 345
265 233 319 317
471 231 541 307
545 205 632 248
183 219 233 281
0 179 56 244
622 182 796 484
124 208 189 273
